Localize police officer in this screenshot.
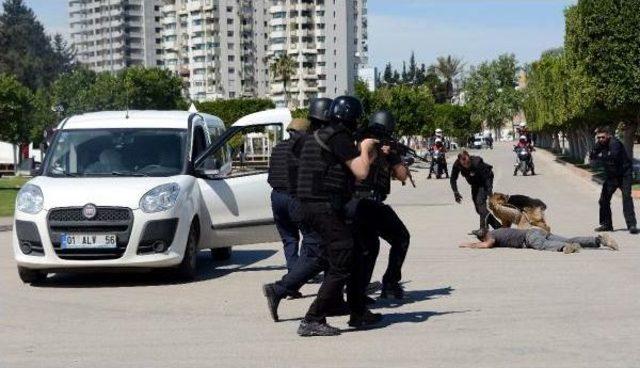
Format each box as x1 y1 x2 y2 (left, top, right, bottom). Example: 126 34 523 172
295 96 379 337
268 118 314 275
589 127 638 234
263 98 336 319
450 150 502 234
353 110 411 300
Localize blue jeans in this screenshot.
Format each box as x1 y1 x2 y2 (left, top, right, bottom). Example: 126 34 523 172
525 228 598 251
271 190 301 271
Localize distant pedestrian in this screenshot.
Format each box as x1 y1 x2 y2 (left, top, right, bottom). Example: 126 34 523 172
589 127 638 234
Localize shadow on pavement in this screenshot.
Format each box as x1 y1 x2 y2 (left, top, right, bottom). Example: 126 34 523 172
372 286 455 309
342 310 470 333
35 249 279 288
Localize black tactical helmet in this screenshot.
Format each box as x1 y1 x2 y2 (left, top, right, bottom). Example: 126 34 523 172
329 95 363 130
308 98 333 123
369 110 396 135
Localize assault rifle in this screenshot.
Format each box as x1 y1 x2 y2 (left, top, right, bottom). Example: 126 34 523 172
354 126 430 165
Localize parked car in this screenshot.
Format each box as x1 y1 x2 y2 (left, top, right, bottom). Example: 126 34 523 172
13 109 290 284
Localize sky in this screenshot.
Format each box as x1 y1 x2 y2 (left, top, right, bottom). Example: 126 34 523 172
24 0 576 69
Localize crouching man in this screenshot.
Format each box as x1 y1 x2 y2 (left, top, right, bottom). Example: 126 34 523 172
460 228 618 254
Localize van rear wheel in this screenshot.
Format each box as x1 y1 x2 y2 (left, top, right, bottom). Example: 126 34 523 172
17 266 47 284
211 247 232 261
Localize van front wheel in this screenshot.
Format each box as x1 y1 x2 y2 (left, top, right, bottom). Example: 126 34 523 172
175 222 199 281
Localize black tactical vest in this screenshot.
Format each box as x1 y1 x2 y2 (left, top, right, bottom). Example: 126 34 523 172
297 124 354 203
355 155 391 202
267 140 292 192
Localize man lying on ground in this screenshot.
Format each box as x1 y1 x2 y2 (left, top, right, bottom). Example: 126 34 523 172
460 227 618 254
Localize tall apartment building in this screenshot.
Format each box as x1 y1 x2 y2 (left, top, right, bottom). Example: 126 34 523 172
268 0 368 108
69 0 163 73
159 0 270 101
70 0 369 104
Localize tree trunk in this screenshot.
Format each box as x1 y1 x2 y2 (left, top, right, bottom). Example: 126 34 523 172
12 144 18 176
552 131 561 152
622 120 638 161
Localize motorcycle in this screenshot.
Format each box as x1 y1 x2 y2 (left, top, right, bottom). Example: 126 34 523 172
514 146 534 176
431 150 448 179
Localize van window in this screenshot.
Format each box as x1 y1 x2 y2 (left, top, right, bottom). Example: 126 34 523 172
192 125 208 158
218 123 283 178
45 129 187 177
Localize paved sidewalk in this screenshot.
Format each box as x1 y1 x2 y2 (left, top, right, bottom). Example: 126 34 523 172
0 217 13 232
1 143 638 368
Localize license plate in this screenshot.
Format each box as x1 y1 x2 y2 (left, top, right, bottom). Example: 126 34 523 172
61 234 117 249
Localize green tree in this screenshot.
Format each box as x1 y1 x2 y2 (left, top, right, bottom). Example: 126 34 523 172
0 0 56 90
432 104 478 145
464 54 523 135
0 73 34 170
382 63 393 85
270 55 297 107
120 67 186 110
51 33 76 76
431 55 465 101
196 98 275 126
565 0 640 159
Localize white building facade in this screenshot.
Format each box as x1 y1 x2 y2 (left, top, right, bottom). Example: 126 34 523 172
70 0 368 104
69 0 163 72
267 0 368 108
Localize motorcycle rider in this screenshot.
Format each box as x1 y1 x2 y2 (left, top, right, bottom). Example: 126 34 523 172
589 126 638 234
352 110 411 300
450 150 502 235
292 96 380 336
263 98 333 309
428 137 449 179
513 135 536 176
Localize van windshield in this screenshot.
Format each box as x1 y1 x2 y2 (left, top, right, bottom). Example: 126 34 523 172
45 129 188 177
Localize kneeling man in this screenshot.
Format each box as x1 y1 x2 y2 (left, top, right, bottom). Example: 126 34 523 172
461 227 618 254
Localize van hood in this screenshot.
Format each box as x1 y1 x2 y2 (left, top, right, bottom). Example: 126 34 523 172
28 176 192 210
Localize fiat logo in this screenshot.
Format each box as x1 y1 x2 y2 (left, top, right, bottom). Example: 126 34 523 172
82 204 97 219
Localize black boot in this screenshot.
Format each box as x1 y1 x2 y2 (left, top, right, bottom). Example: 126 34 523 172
262 284 283 322
348 309 383 328
297 320 341 336
594 225 613 232
380 283 404 299
629 225 639 235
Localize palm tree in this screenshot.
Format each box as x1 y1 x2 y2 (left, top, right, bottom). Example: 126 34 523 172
270 54 297 107
431 55 465 102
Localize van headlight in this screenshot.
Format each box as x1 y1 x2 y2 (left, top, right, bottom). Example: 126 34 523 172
140 183 181 213
16 184 44 214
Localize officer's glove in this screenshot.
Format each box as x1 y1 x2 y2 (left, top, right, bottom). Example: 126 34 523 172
454 192 463 203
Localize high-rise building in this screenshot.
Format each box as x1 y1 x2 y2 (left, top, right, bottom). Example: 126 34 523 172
70 0 369 104
69 0 163 73
159 0 270 101
267 0 368 108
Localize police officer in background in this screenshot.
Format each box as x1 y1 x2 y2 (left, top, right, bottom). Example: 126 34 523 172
268 118 315 276
263 98 337 319
295 96 380 337
590 127 638 234
353 111 411 300
450 150 502 235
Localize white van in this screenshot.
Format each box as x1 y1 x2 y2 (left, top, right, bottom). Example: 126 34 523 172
13 109 291 284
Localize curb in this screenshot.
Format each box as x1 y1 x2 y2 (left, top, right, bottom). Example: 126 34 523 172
537 148 640 200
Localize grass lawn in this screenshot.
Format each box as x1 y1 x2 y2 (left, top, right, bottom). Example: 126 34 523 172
0 176 29 217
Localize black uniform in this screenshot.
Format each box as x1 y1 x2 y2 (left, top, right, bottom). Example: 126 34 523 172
590 137 637 230
297 124 365 323
353 153 410 291
450 156 501 230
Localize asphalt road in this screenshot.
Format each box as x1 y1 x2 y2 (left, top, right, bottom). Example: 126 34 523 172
1 143 639 368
